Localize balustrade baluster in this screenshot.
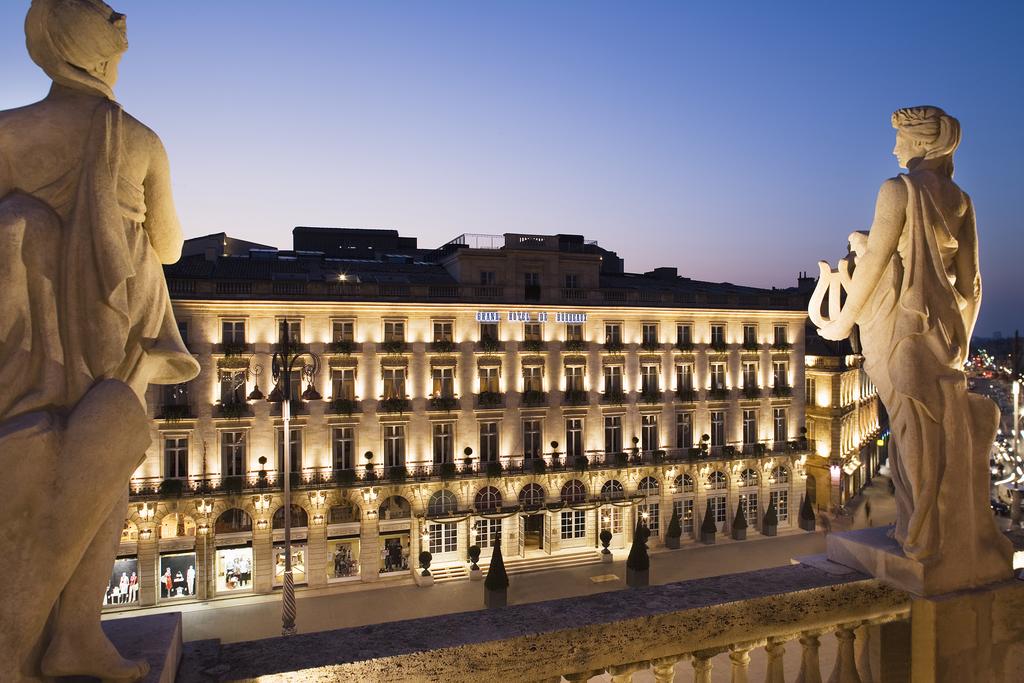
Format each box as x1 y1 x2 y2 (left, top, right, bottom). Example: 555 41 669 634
828 626 861 683
729 644 753 683
854 624 874 683
650 655 681 683
691 649 717 683
763 638 787 683
796 632 823 683
607 661 645 683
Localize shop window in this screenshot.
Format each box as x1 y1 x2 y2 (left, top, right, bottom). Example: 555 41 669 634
379 496 411 520
380 535 410 573
215 546 253 593
215 508 252 534
103 557 139 608
328 539 360 579
560 510 586 539
328 502 361 524
121 520 138 543
273 544 307 586
272 504 308 529
159 552 197 600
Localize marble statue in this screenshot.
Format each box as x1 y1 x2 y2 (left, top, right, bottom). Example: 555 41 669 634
0 1 199 680
810 106 1013 590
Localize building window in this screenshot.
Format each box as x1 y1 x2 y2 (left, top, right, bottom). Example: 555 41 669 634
383 320 405 343
740 492 759 528
743 324 757 346
276 428 302 473
604 415 622 454
771 490 789 522
332 319 354 343
277 318 301 343
603 365 623 395
164 436 188 479
219 369 246 405
428 522 458 554
641 364 660 395
600 506 623 534
331 368 356 401
774 324 789 346
676 412 694 449
772 465 791 484
524 322 543 342
805 377 816 405
605 323 622 345
523 365 543 392
561 479 587 503
564 273 579 289
433 320 453 343
428 490 458 516
710 411 725 447
641 414 659 452
674 498 695 534
676 473 695 493
743 362 758 389
221 431 245 477
639 501 660 536
479 321 499 343
519 483 545 507
432 423 454 464
431 367 455 398
221 320 246 345
383 367 406 399
479 422 499 462
479 366 499 394
774 408 788 443
710 362 727 391
384 425 405 467
474 518 502 549
480 270 496 285
641 323 659 346
676 363 694 391
742 409 758 445
707 470 727 490
710 324 725 346
774 361 789 388
524 272 541 300
710 495 728 524
600 479 625 500
566 323 584 342
560 510 586 539
475 486 503 511
566 418 583 458
523 419 542 458
565 365 584 392
676 323 693 345
332 427 355 471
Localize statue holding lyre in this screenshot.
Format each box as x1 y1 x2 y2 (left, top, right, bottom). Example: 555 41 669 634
809 106 1012 592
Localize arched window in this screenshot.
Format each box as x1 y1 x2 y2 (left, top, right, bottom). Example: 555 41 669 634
772 466 790 484
475 486 503 511
427 490 458 516
561 479 586 504
740 468 759 487
675 473 695 494
159 513 196 539
519 483 545 507
707 470 727 490
600 479 624 500
121 519 138 543
378 496 411 520
328 501 361 524
272 505 308 529
638 476 660 497
215 508 252 534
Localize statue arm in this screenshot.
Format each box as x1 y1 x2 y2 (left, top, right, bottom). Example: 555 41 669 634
954 201 981 339
818 178 906 340
141 132 184 264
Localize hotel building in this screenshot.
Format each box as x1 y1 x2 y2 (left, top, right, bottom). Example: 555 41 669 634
110 229 813 608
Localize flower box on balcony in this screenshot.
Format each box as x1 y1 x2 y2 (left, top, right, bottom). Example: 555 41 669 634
428 396 459 412
336 469 357 486
477 392 504 409
675 388 697 403
378 397 410 413
573 455 589 472
216 401 252 420
388 466 408 483
640 340 662 351
741 341 761 351
380 340 408 355
563 389 588 406
602 390 626 405
220 476 244 495
521 390 547 407
529 458 546 474
708 387 731 401
771 385 793 398
477 338 502 353
742 386 762 400
640 390 662 404
771 341 792 351
563 339 588 352
439 462 457 480
158 404 193 421
220 342 250 357
709 341 730 353
159 478 185 498
429 340 456 353
328 340 357 355
329 397 359 415
521 340 546 353
485 461 503 478
674 341 695 352
603 340 625 353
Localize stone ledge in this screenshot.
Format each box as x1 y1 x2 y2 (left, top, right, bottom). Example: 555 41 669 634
66 613 182 683
189 564 909 682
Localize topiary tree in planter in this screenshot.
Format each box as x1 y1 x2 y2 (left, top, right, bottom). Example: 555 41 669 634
626 521 651 587
700 499 717 544
468 544 482 580
419 550 432 576
599 528 613 562
732 501 748 540
799 495 816 531
763 500 779 536
665 509 682 549
484 541 509 608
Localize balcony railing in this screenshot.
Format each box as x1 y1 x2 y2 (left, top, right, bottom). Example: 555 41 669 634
707 387 731 401
327 340 361 355
157 404 194 421
772 384 794 397
741 385 763 400
562 339 589 352
213 401 254 420
476 338 503 353
475 392 504 409
639 389 663 404
207 563 912 682
328 397 360 415
428 340 457 353
427 395 460 412
378 397 411 413
562 389 588 406
772 340 793 350
520 339 547 353
602 389 626 405
380 340 409 354
639 340 662 351
674 387 697 403
520 390 547 407
674 340 695 352
603 340 625 353
741 340 762 351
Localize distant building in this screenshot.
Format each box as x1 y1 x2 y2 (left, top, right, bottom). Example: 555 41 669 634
114 227 814 608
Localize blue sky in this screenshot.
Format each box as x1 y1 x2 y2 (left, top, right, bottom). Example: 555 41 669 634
2 1 1021 335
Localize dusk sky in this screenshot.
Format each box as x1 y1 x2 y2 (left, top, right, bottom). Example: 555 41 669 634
2 1 1021 335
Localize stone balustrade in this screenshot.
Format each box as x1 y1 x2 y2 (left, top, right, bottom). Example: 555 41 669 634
201 563 913 682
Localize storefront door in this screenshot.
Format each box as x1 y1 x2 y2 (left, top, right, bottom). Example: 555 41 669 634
523 513 543 551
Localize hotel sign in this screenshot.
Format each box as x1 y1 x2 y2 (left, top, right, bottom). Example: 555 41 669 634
475 311 587 323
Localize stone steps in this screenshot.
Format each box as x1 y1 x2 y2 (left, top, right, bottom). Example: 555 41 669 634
431 550 603 584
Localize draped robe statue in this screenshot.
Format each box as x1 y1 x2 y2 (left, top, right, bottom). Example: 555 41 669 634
0 1 198 679
811 106 1013 593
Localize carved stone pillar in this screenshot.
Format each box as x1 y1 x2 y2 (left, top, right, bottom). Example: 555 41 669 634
828 626 861 683
691 649 718 683
796 632 823 683
607 661 645 683
650 655 681 683
764 638 787 683
729 643 753 683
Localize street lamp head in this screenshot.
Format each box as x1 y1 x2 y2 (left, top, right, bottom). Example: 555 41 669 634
301 383 322 401
266 384 283 403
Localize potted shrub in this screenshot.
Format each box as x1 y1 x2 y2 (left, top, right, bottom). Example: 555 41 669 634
665 509 682 549
700 499 717 544
614 452 629 468
159 478 184 498
763 500 779 536
599 528 613 562
484 543 509 608
486 460 503 478
440 462 457 480
699 434 710 457
530 458 546 474
799 495 816 532
418 550 434 586
731 501 748 540
626 521 651 587
468 544 483 580
573 455 589 472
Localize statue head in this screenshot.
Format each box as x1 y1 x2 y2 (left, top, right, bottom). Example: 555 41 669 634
25 0 128 100
891 106 961 176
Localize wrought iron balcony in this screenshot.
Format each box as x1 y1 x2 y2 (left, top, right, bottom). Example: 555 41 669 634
427 395 460 412
157 404 194 421
771 384 793 397
328 397 360 415
428 340 457 353
379 340 409 354
327 340 361 355
476 337 503 353
520 339 547 353
520 390 547 407
562 389 589 406
601 389 626 405
476 392 504 409
562 339 589 352
378 396 410 413
707 387 731 401
675 387 697 403
213 401 254 420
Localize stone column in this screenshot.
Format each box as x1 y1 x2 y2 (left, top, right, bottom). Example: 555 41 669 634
194 533 211 601
796 632 823 683
729 643 753 683
764 638 788 683
607 661 644 683
360 513 380 582
137 532 157 607
650 655 680 683
827 626 861 683
691 650 717 683
252 524 273 593
306 520 327 589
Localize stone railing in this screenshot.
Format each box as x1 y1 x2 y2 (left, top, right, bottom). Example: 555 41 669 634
203 563 912 682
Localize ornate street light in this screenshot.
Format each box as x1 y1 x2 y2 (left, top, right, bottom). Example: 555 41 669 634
266 321 321 636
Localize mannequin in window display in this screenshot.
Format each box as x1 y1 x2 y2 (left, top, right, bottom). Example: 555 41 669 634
0 0 199 679
118 572 129 603
186 565 195 596
174 570 185 596
162 568 173 598
128 572 138 603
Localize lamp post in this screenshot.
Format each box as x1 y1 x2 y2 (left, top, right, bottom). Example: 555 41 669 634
1012 381 1021 527
267 321 321 636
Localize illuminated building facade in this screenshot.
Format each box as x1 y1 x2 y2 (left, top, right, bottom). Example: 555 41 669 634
802 325 884 513
112 229 812 608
